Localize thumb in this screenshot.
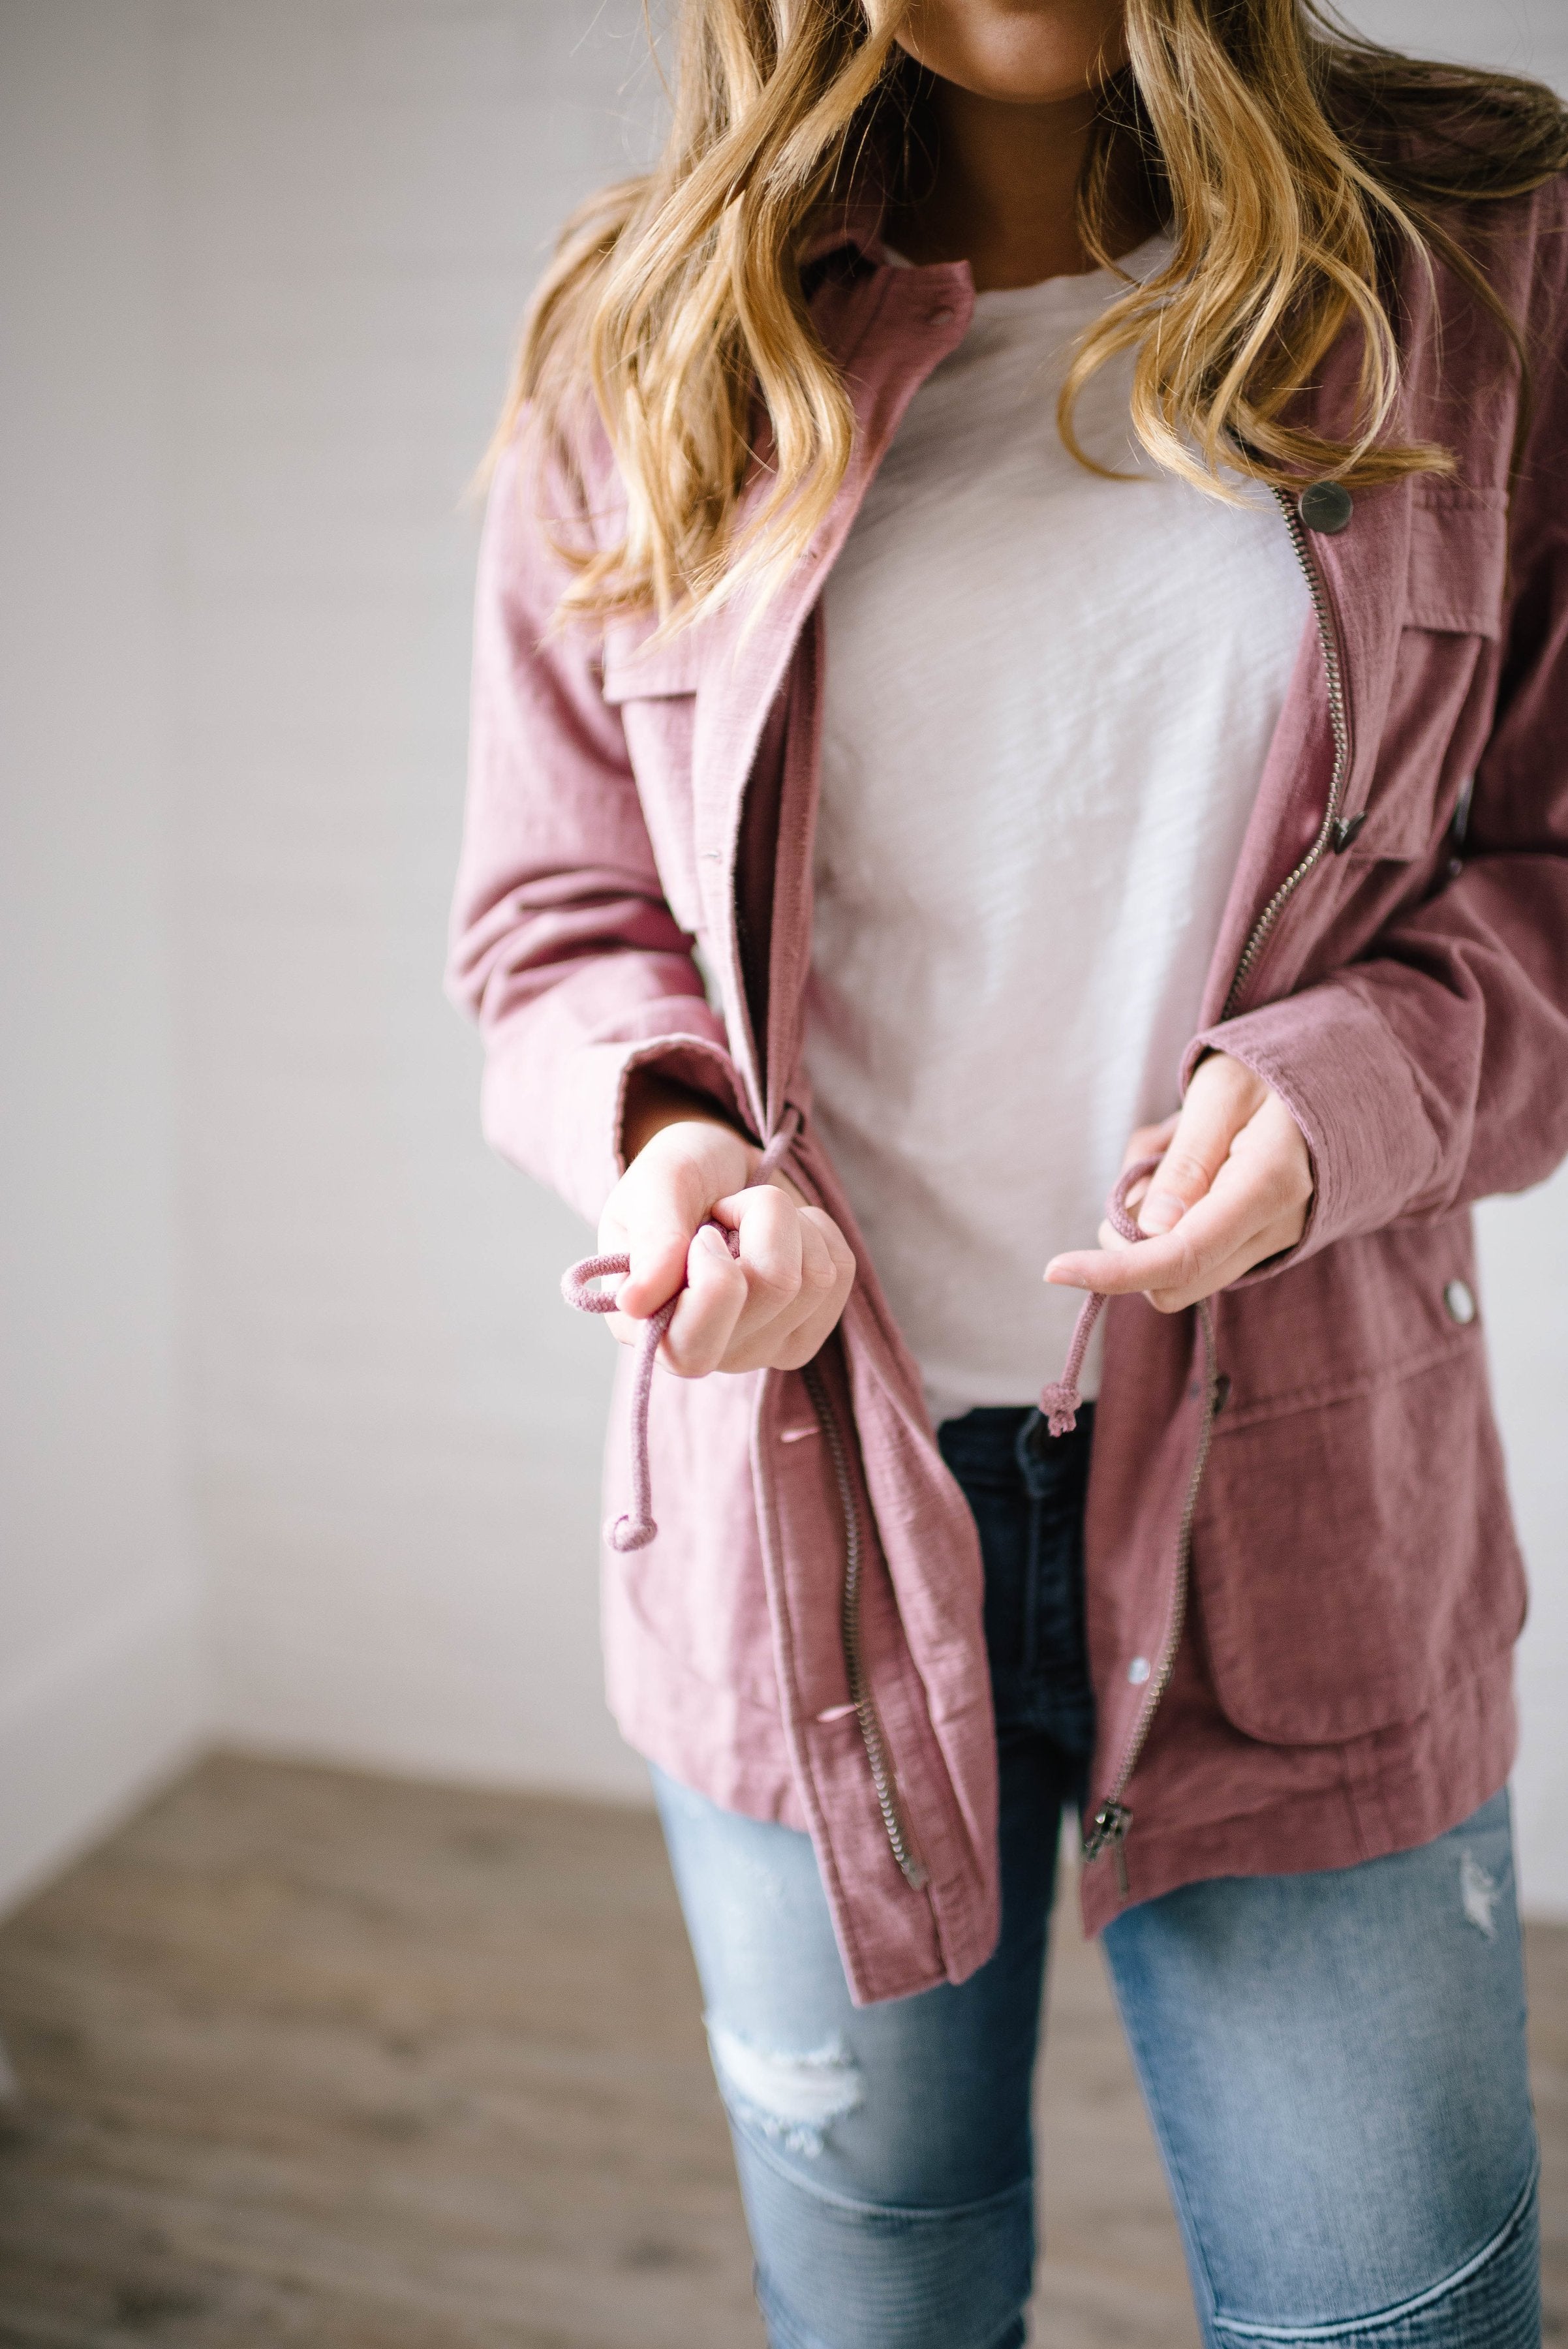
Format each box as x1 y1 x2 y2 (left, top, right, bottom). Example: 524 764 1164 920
611 1171 709 1321
1137 1056 1260 1236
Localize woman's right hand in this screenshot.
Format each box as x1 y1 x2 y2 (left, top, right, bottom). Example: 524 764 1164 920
598 1086 855 1377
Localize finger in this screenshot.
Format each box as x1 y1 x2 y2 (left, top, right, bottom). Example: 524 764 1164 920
1050 1122 1306 1301
1047 1235 1202 1297
723 1209 832 1364
736 1208 847 1370
1229 1089 1315 1218
1122 1113 1179 1177
774 1216 856 1368
791 1209 843 1321
718 1184 806 1347
1092 1212 1138 1255
609 1127 751 1321
1137 1057 1262 1236
595 1204 642 1350
716 1205 856 1374
660 1223 747 1375
801 1203 857 1296
613 1174 709 1323
1141 1213 1302 1315
1051 1077 1311 1305
1049 1161 1275 1298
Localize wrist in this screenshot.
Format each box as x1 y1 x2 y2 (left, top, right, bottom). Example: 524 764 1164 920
622 1069 755 1179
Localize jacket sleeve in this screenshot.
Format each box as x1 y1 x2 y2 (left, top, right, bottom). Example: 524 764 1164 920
1190 230 1568 1264
445 429 750 1228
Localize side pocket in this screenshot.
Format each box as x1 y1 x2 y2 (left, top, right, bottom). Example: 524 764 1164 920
1191 1217 1527 1747
1192 1344 1524 1746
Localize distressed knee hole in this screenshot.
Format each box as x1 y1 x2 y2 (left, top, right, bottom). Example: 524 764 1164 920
1460 1848 1501 1939
706 2018 864 2157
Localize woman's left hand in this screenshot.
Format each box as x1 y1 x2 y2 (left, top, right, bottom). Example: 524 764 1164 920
1045 1052 1314 1315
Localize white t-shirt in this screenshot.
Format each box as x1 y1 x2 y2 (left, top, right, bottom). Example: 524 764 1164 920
803 239 1311 1426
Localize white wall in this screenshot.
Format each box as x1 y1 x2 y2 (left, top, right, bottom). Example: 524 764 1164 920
1351 0 1568 86
3 0 1567 1911
0 1 207 1911
164 1 660 1800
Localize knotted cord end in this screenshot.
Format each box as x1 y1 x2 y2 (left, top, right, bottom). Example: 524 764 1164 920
1036 1158 1167 1438
607 1512 657 1553
1038 1381 1081 1439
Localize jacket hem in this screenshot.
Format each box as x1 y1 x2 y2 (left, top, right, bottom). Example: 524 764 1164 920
606 1660 808 1834
1079 1653 1516 1936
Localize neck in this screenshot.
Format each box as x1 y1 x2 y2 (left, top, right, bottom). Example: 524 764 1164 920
887 82 1147 292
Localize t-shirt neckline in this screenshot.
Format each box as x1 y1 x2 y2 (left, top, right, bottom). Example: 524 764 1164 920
881 229 1173 313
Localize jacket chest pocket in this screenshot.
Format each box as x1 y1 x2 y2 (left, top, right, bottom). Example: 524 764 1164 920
1344 484 1508 864
600 626 705 939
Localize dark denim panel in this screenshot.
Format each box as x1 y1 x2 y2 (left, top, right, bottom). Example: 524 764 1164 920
937 1402 1096 1760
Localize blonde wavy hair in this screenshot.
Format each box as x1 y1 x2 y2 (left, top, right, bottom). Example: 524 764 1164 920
501 0 1567 625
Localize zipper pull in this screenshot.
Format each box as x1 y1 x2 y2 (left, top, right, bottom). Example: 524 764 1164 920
1083 1800 1133 1898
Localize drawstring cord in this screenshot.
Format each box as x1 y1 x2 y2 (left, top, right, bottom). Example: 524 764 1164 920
1038 1154 1163 1436
561 1107 803 1552
563 1129 1162 1548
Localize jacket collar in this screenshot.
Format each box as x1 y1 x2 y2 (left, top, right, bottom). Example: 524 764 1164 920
799 184 888 274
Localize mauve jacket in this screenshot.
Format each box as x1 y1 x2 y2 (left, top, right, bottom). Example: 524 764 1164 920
448 177 1568 2004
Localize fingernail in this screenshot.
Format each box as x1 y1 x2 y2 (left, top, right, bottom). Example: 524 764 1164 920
1139 1190 1186 1235
696 1225 731 1260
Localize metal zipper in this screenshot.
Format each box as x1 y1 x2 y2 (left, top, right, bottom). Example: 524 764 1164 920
1082 1300 1220 1896
801 1356 930 1891
1086 490 1352 1891
1221 487 1353 1021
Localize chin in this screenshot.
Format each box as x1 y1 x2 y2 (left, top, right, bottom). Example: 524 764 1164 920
896 2 1127 106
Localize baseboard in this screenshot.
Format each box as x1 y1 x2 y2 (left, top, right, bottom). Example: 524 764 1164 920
0 1578 210 1918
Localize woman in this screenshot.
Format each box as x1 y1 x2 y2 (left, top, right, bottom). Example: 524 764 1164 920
448 4 1568 2342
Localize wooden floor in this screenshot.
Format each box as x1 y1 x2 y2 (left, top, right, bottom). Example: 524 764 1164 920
0 1756 1561 2348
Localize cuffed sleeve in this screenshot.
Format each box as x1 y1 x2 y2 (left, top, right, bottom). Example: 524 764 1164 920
1187 977 1448 1261
446 424 752 1227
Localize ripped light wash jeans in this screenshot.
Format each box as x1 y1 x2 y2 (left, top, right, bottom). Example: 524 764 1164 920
653 1404 1540 2349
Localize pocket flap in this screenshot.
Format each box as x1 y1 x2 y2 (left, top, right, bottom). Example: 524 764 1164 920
1404 484 1507 637
600 617 705 702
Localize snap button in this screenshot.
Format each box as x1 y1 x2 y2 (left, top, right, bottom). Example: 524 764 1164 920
1444 1278 1477 1326
1128 1656 1151 1685
1299 479 1353 534
1331 811 1367 853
